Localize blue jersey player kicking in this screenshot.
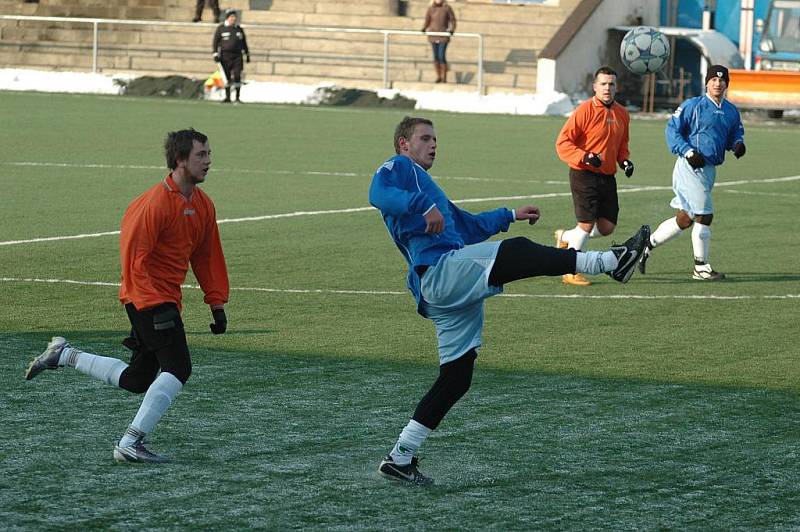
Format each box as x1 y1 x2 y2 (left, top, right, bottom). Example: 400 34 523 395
369 116 650 484
638 65 746 280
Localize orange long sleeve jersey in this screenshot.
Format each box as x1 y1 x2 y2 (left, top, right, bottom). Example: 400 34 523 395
556 97 630 176
119 175 229 311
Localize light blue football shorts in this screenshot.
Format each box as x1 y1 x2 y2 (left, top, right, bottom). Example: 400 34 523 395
419 241 503 365
669 156 717 217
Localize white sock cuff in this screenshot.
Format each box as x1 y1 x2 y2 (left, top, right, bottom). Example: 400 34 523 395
692 223 711 263
406 419 432 439
651 217 683 248
564 226 591 251
129 372 183 435
390 419 432 465
74 353 128 387
575 251 616 274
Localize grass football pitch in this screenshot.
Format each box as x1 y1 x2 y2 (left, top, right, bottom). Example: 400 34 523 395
1 91 799 530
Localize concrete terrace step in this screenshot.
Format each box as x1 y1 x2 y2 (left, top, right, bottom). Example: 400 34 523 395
0 0 574 94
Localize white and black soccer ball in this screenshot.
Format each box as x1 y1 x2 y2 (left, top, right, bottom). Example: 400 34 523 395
620 26 670 75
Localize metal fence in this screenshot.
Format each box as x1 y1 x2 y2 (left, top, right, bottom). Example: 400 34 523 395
0 15 485 93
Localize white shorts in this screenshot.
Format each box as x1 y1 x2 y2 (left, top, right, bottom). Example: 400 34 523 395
669 156 717 217
419 241 503 365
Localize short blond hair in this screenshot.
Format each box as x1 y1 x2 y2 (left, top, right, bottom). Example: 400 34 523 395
394 117 433 154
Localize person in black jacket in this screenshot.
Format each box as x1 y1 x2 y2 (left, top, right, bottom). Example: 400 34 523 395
212 9 250 103
193 0 220 23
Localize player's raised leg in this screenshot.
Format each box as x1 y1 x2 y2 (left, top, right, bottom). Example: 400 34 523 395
26 336 128 385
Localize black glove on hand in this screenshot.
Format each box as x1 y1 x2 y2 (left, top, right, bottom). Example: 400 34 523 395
213 53 221 63
209 308 227 335
153 304 179 331
620 159 634 178
733 142 746 159
685 150 706 169
245 53 251 63
582 152 602 168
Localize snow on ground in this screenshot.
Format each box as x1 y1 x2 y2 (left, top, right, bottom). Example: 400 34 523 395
0 68 576 116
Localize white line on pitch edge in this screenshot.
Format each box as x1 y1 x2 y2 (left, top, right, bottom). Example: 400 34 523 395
1 175 798 247
1 277 798 301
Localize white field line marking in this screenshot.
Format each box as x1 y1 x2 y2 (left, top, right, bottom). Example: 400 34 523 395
2 174 798 247
2 277 798 300
720 189 799 198
2 161 558 184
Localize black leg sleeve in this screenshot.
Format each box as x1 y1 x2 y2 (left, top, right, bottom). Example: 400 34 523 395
412 349 477 430
488 236 577 287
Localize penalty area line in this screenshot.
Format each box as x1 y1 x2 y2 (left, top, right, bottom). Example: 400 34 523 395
1 277 798 301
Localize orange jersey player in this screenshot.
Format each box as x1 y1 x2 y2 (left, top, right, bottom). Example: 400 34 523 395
554 66 635 286
26 128 229 464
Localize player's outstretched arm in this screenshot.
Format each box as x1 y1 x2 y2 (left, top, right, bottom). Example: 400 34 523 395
515 205 540 225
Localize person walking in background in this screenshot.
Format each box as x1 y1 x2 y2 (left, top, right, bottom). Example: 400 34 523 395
369 116 649 484
638 65 746 281
554 66 635 286
422 0 456 83
213 9 250 104
193 0 220 23
25 129 230 463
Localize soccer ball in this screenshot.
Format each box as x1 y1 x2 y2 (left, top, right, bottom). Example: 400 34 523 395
620 26 670 75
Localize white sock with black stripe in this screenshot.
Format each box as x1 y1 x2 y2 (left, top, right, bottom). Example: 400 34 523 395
119 372 183 447
63 347 127 387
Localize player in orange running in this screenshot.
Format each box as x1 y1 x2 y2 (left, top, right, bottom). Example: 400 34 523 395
25 129 229 463
555 66 635 286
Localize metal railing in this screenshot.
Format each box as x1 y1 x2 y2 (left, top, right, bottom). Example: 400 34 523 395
0 15 485 93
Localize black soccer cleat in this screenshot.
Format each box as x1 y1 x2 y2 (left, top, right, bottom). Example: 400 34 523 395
378 455 433 485
606 225 651 283
692 264 726 281
638 241 653 274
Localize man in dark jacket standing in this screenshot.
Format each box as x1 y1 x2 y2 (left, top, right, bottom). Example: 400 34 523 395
213 9 250 103
193 0 220 23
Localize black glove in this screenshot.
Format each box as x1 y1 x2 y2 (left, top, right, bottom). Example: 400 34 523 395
153 304 180 331
209 308 227 335
245 53 251 63
620 159 634 178
582 152 602 168
685 150 705 169
733 142 746 159
213 53 220 63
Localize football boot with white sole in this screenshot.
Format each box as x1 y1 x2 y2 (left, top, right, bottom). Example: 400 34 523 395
25 336 68 380
378 455 433 485
113 437 170 464
607 225 651 283
692 263 725 281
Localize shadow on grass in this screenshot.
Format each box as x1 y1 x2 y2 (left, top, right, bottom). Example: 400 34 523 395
4 331 800 529
636 271 800 284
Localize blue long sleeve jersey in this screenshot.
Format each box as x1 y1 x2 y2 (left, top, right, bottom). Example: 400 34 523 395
665 94 744 166
369 154 514 314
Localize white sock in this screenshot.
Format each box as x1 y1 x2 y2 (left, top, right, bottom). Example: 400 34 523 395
389 419 432 466
692 223 711 264
649 217 684 250
67 348 127 387
575 250 618 274
119 372 183 447
562 226 590 251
